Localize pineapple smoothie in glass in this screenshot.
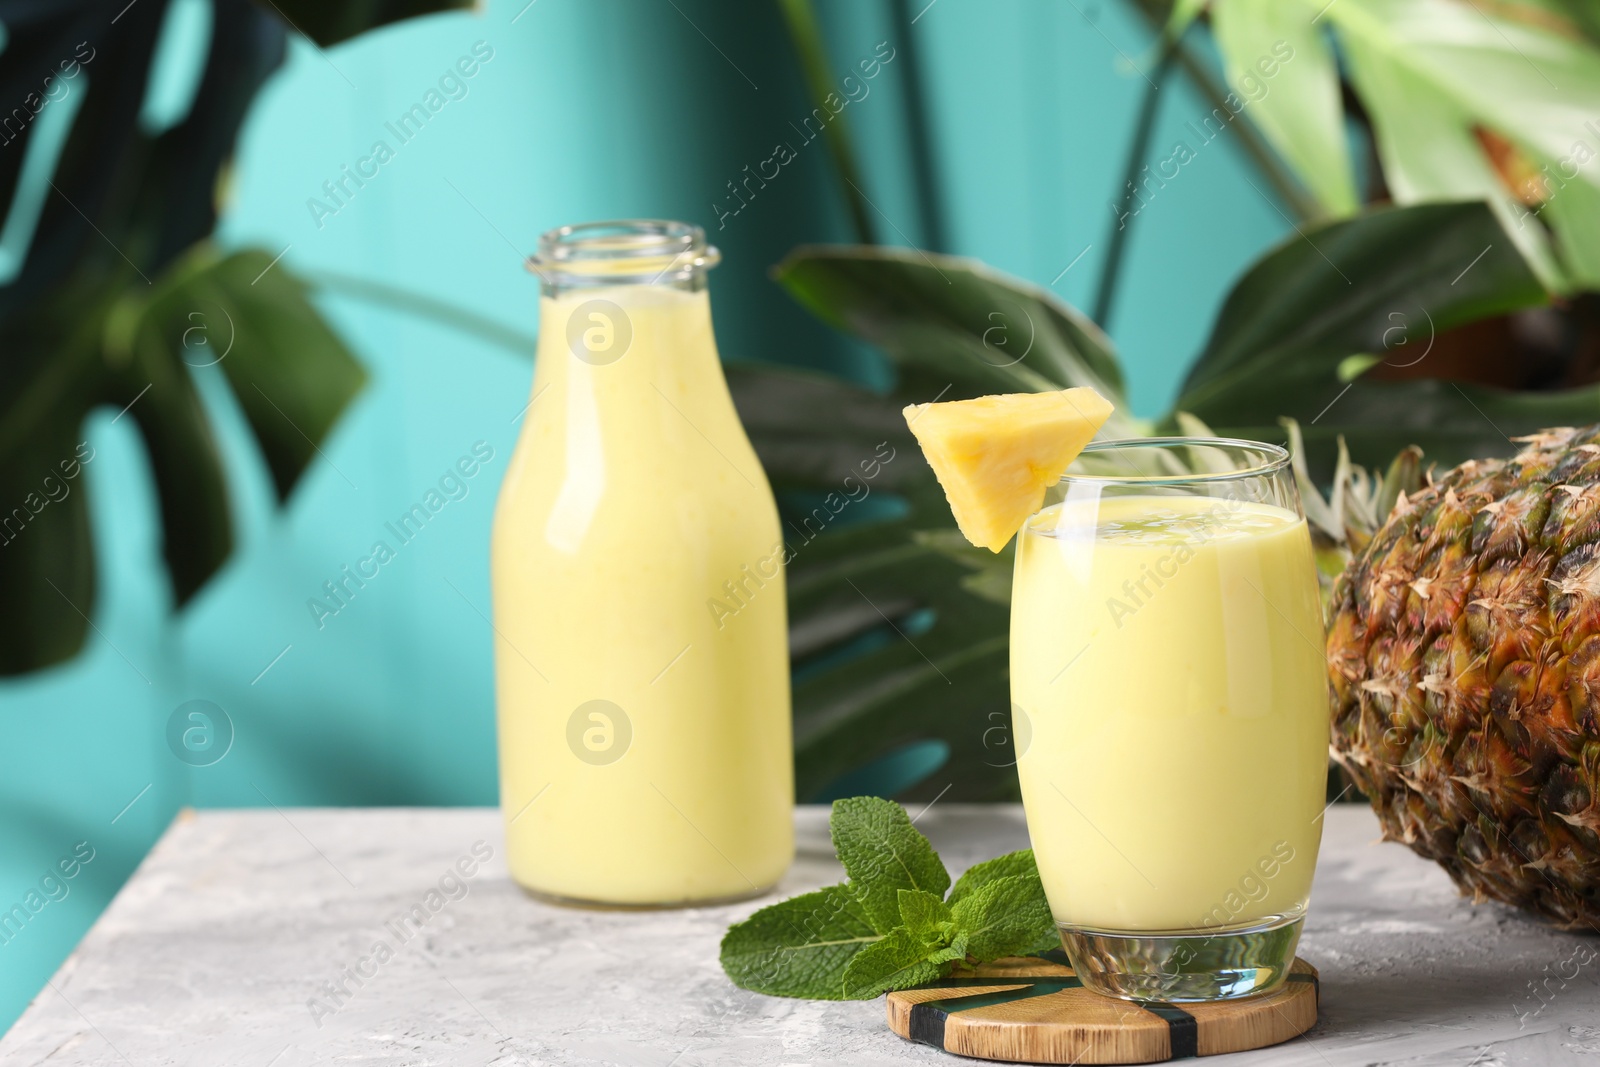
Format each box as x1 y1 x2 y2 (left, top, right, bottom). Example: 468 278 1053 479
1011 439 1328 1001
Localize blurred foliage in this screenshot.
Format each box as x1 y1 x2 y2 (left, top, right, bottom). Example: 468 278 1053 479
752 0 1600 801
738 201 1600 800
1171 0 1600 291
0 0 470 675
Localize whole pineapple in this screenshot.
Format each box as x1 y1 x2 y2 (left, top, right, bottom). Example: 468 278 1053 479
1327 425 1600 928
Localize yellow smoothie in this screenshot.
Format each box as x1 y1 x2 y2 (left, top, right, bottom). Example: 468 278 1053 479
492 283 793 905
1011 494 1327 933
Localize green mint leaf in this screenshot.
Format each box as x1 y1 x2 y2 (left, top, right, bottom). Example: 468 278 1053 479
720 884 881 999
841 927 957 999
830 797 950 934
950 874 1057 963
948 848 1041 906
950 849 1060 958
897 888 954 946
1025 929 1063 957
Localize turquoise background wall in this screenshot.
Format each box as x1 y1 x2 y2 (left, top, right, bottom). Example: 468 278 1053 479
0 0 1284 1032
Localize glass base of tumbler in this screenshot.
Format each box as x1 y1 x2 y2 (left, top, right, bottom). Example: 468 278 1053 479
1058 914 1303 1002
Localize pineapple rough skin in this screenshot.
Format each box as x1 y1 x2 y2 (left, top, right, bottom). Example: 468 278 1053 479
1328 426 1600 930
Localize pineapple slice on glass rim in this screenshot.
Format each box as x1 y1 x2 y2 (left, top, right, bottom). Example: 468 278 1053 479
902 387 1114 553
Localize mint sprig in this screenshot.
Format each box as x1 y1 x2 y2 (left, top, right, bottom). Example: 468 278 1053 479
830 796 951 932
719 797 1058 1000
718 884 879 998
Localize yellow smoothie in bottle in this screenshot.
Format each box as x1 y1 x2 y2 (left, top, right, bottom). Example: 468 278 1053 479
1011 494 1327 933
492 226 793 906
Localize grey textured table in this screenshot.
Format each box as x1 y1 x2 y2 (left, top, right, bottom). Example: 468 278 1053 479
1 805 1595 1067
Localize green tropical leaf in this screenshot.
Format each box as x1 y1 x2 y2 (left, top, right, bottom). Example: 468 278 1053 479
1336 12 1566 288
1174 200 1547 428
784 487 1013 800
773 246 1131 420
1221 377 1600 475
122 299 234 606
729 362 1021 801
1539 163 1600 288
725 363 920 491
0 0 443 675
1211 0 1356 215
253 0 480 48
0 245 365 674
1163 0 1210 42
1328 0 1600 291
151 247 369 501
0 376 96 675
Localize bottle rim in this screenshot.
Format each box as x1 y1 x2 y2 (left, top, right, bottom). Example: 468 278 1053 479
1062 436 1291 486
527 219 721 288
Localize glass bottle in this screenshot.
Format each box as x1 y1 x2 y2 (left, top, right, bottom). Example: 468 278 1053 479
492 219 794 906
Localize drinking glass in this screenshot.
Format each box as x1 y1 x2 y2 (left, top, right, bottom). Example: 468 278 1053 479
1010 438 1328 1001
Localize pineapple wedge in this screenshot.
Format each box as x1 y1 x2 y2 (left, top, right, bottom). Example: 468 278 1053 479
903 388 1113 552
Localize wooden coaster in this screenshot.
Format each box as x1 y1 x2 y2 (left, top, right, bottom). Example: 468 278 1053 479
886 953 1318 1064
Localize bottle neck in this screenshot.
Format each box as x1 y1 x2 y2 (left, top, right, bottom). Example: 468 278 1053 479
537 284 718 378
528 219 720 298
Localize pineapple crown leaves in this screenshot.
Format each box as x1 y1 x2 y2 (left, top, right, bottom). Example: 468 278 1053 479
1174 411 1429 550
1170 412 1431 608
719 797 1058 1000
1279 417 1429 554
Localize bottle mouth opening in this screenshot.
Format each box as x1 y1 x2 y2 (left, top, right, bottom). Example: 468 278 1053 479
527 219 720 288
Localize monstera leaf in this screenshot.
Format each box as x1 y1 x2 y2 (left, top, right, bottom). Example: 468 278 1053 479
729 364 1017 801
729 371 1019 800
0 0 469 675
259 0 478 47
1197 0 1600 289
1172 199 1600 474
777 244 1131 417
